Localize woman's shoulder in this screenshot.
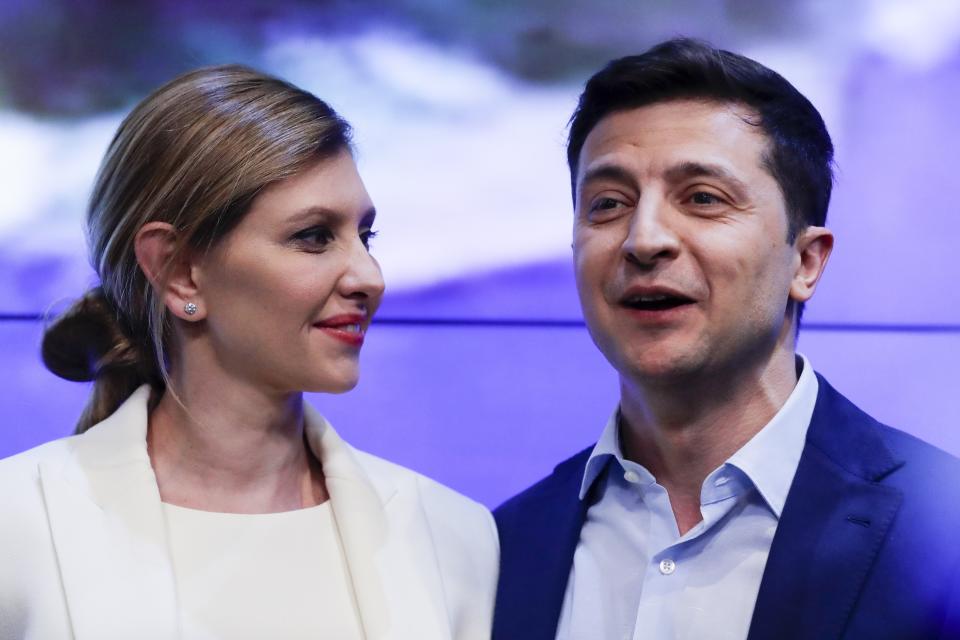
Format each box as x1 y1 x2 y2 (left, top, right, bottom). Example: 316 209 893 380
351 448 491 518
0 437 81 578
0 437 78 636
0 435 81 486
0 386 150 487
349 448 497 552
350 448 498 629
353 448 486 500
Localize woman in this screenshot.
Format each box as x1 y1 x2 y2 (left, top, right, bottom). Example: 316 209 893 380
0 66 497 639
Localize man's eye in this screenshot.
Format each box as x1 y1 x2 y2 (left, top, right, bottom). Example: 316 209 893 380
690 191 723 205
292 226 334 248
360 228 378 250
590 197 624 212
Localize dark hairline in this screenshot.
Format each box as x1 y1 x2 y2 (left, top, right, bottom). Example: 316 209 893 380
565 39 834 245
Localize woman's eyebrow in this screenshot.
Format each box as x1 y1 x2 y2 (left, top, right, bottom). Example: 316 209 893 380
287 205 377 226
286 206 341 225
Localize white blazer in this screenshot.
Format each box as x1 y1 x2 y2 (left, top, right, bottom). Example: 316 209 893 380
0 386 498 639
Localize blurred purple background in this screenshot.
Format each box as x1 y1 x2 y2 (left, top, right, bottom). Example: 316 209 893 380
2 0 959 507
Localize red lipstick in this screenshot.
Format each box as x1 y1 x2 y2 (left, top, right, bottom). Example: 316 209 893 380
313 314 367 347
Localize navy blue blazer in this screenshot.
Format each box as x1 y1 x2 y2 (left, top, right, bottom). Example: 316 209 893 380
494 375 960 639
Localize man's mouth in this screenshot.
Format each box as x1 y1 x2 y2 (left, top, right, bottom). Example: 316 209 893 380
620 292 695 311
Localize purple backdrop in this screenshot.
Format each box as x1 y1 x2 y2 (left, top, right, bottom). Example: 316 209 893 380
2 5 960 507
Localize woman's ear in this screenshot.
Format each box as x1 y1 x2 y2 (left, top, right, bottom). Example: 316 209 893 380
134 222 205 321
789 225 834 304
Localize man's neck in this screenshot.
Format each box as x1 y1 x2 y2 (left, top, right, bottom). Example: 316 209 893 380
618 348 799 534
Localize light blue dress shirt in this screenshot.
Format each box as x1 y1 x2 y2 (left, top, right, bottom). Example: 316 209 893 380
555 355 819 640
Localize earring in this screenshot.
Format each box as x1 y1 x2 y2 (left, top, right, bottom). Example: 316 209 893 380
184 302 198 316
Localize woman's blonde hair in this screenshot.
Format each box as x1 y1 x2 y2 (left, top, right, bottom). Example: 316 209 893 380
41 65 352 433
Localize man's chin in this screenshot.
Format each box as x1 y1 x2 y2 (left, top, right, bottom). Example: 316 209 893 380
614 349 707 387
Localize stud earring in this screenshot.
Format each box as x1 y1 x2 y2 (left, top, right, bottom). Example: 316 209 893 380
184 302 198 316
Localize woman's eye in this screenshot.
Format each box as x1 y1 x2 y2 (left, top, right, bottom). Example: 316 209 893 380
360 228 378 250
292 226 334 249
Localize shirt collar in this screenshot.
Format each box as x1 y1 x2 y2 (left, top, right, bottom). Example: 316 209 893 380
724 354 818 517
579 408 623 500
578 354 819 517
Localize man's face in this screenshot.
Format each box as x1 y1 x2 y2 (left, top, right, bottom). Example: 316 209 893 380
573 99 815 384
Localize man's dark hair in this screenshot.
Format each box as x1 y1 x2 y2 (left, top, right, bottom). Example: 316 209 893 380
567 37 834 242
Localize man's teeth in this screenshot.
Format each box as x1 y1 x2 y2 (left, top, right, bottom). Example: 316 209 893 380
622 293 692 308
625 294 671 303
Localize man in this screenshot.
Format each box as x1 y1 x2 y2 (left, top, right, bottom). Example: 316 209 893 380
493 38 960 640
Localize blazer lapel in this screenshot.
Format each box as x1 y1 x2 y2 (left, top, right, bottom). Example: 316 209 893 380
39 386 179 640
493 449 591 640
305 405 450 640
748 377 904 640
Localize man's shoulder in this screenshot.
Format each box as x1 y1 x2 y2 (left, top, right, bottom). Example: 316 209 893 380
876 420 960 467
873 420 960 501
813 374 960 484
494 445 593 524
809 374 960 533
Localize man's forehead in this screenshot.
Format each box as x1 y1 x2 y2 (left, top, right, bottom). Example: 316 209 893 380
576 99 771 184
583 99 764 149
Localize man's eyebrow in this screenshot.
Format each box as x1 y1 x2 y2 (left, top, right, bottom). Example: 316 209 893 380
664 161 750 195
578 163 637 192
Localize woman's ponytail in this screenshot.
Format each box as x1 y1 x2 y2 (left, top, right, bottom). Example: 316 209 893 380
41 288 161 433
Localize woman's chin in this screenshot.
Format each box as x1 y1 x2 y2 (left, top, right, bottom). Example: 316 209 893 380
302 373 360 395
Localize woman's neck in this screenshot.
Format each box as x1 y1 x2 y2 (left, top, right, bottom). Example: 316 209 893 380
146 370 328 513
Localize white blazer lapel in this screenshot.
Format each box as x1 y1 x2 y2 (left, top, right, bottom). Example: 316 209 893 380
305 405 451 640
39 386 179 640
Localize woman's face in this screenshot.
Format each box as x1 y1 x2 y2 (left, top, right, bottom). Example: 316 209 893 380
194 149 384 395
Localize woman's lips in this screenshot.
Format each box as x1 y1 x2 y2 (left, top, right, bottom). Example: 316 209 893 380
314 315 366 347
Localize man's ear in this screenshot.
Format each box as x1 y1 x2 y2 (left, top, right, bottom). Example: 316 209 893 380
789 226 834 304
134 222 205 321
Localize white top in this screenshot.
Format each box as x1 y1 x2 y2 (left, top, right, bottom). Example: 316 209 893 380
557 355 819 640
0 385 498 639
163 500 364 640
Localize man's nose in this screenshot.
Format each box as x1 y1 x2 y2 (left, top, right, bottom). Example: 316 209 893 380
622 196 681 268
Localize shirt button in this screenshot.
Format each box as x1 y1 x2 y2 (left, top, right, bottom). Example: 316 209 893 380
714 475 729 486
623 470 641 484
659 558 676 575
